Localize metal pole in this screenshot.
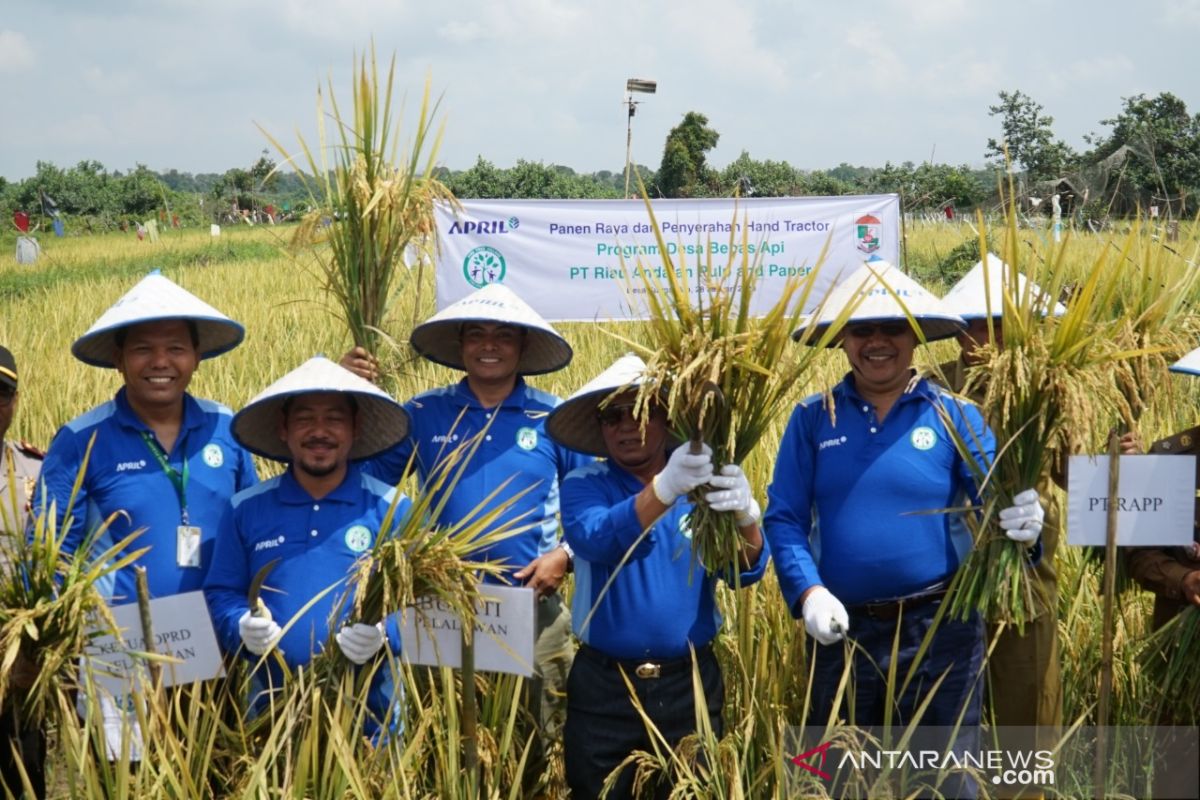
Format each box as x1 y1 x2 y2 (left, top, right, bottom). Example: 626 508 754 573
624 95 634 199
1094 431 1121 799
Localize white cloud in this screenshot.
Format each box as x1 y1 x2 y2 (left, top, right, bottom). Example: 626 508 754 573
0 30 35 72
1164 0 1200 27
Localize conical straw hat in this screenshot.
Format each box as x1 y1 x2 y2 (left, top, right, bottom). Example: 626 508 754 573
410 284 572 375
791 258 965 345
546 354 651 457
233 355 409 462
1170 345 1200 377
72 270 244 367
941 254 1067 320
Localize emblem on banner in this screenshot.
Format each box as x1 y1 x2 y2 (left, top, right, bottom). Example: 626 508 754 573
854 214 882 254
463 246 507 288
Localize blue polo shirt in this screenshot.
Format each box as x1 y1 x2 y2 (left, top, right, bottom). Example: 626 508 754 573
764 373 995 613
203 463 411 670
36 388 258 602
363 377 589 580
561 459 768 660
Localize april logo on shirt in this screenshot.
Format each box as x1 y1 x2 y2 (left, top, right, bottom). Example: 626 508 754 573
516 427 538 451
202 443 224 468
254 534 287 552
910 426 937 451
116 459 147 472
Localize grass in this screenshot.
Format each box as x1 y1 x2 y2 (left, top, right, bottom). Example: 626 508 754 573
0 215 1197 797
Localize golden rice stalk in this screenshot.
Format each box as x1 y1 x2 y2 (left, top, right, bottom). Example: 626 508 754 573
0 435 149 724
946 201 1151 630
1137 606 1200 723
613 185 857 575
261 46 459 362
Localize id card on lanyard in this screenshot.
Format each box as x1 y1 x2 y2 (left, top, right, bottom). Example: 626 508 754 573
141 432 201 568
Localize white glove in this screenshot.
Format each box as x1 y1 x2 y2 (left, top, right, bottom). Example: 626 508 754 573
336 622 386 665
802 586 849 646
999 488 1045 545
704 465 761 526
652 444 714 504
238 608 281 656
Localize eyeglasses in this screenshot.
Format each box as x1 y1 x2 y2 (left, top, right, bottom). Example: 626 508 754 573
0 389 14 408
597 403 637 427
846 322 910 339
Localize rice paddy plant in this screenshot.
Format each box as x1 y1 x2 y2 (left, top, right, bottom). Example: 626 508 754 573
616 195 858 575
1137 606 1200 724
262 47 456 369
946 203 1143 631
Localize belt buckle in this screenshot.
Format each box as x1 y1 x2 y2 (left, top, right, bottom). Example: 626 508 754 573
635 662 661 679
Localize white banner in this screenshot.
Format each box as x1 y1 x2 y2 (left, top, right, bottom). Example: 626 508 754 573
82 591 225 694
1066 454 1196 546
434 195 901 321
397 584 535 677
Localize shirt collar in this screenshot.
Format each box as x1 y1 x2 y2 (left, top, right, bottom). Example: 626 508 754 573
277 462 363 505
113 387 203 434
838 370 938 408
452 376 530 410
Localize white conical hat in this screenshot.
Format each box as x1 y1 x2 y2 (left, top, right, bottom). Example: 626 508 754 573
791 258 965 345
941 254 1067 320
1170 345 1200 377
546 354 653 457
72 270 244 367
410 284 572 375
233 355 409 462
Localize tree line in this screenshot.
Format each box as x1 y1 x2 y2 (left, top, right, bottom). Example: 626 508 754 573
2 90 1195 235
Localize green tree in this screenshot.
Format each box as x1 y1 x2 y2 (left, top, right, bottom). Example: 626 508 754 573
656 111 720 197
1087 92 1200 211
985 90 1074 181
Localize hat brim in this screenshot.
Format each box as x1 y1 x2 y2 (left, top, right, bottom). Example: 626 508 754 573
410 319 573 375
72 316 245 368
233 390 410 462
792 314 965 346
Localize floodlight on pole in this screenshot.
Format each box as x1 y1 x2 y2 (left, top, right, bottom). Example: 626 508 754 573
624 78 657 198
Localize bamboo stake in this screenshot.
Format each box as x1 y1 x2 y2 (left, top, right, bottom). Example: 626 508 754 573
134 566 160 690
1094 431 1121 800
462 624 478 796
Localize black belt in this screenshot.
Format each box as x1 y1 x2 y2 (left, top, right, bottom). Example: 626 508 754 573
847 587 948 621
578 642 714 679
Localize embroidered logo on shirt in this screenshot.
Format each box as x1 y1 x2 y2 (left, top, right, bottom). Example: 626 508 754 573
345 525 372 553
202 443 224 468
911 426 937 451
254 534 287 552
116 459 147 472
516 427 538 451
819 435 848 451
431 433 460 444
678 512 694 541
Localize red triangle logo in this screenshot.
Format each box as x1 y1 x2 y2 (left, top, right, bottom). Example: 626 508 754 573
790 741 834 781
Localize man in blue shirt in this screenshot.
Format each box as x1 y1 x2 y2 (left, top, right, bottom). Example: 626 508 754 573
204 356 414 734
36 271 256 603
765 261 1043 797
34 271 257 762
342 283 588 754
546 354 767 800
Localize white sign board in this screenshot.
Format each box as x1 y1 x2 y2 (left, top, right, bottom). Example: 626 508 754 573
434 195 901 321
82 591 225 694
397 584 535 677
1066 455 1196 546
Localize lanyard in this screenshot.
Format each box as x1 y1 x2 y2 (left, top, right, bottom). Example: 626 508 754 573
140 432 190 526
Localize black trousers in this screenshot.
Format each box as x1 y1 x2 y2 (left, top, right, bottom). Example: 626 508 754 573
564 644 723 800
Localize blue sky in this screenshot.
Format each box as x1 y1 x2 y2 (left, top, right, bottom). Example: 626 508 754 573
2 0 1198 180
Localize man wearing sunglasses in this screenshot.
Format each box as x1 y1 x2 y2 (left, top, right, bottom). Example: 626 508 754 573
764 260 1044 798
546 354 766 799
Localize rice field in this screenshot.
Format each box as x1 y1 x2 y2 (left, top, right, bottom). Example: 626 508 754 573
0 215 1197 798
